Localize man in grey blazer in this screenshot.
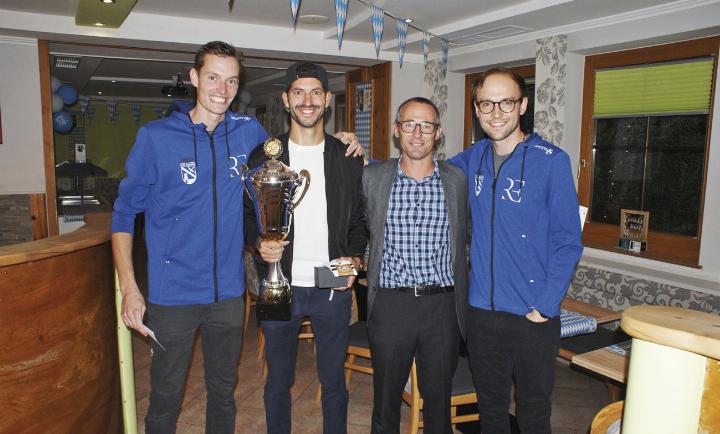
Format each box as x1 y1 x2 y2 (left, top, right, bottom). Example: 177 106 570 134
361 97 468 434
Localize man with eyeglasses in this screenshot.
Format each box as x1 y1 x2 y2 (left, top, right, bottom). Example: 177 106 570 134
448 69 583 433
362 97 468 434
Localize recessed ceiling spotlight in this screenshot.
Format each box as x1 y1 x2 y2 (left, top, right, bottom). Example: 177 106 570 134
94 22 105 26
97 91 103 95
402 18 414 24
298 14 330 25
100 0 116 3
111 80 117 83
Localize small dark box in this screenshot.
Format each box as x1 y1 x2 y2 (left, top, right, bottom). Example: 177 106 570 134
314 266 350 288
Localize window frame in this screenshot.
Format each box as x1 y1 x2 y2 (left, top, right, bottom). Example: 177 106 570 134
578 37 719 268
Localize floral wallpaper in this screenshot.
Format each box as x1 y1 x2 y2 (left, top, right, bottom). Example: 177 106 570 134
534 34 567 147
424 59 448 160
568 264 720 315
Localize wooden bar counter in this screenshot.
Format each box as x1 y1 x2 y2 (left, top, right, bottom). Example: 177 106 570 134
0 213 121 434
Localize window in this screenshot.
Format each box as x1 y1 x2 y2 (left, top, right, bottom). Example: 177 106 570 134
579 37 719 267
463 64 535 148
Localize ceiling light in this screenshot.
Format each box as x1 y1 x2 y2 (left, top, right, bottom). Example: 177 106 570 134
298 14 329 25
97 91 103 95
402 18 414 23
100 0 116 3
111 80 117 83
94 22 105 26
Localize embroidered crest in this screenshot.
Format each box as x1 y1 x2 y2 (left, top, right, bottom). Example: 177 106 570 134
180 159 197 185
474 174 485 196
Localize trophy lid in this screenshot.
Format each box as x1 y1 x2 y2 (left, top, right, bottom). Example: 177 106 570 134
249 138 301 184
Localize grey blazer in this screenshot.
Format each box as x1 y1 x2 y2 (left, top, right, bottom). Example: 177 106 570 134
361 159 469 338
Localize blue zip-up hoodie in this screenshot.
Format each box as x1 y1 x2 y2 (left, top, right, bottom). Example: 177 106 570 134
112 103 269 306
449 133 583 318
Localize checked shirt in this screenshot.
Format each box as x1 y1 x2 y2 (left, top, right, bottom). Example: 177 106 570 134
378 159 454 289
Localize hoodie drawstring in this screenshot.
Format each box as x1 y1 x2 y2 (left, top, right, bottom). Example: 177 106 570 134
192 128 198 170
224 124 232 170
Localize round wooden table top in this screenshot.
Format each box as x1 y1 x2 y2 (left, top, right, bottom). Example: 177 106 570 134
621 304 720 360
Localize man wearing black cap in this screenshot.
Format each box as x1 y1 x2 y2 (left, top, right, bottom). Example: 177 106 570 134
244 62 366 434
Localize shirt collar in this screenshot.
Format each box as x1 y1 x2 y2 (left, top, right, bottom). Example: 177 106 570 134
396 156 440 182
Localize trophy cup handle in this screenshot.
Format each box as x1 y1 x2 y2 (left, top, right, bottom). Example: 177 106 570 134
292 169 311 209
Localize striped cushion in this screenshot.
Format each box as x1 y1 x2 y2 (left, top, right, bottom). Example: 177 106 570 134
560 309 598 338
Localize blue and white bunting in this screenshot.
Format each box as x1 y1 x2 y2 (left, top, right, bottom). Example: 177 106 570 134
131 103 142 124
423 32 431 66
371 3 384 58
86 107 96 125
335 0 349 49
442 39 449 65
79 95 89 114
396 19 408 67
107 100 118 123
289 0 300 26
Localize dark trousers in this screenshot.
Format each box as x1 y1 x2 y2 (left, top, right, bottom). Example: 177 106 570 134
466 306 560 434
367 289 460 434
261 286 352 434
145 296 244 434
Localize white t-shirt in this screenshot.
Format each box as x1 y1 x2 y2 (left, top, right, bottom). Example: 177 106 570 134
288 139 329 287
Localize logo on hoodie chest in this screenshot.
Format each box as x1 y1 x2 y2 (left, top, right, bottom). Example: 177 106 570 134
180 158 197 185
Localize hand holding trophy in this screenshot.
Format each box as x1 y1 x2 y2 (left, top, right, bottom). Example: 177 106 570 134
245 138 310 320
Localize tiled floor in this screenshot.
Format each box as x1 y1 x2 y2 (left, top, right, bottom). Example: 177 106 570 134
131 313 613 434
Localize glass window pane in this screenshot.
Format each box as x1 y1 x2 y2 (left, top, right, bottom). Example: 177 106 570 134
591 117 647 225
643 115 707 236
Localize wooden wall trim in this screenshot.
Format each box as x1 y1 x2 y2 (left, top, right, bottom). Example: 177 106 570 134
28 193 48 240
38 40 58 237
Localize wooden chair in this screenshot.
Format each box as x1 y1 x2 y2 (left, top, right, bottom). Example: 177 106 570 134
344 289 372 384
401 356 479 434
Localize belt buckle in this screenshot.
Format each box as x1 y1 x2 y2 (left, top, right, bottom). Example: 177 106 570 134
414 285 421 297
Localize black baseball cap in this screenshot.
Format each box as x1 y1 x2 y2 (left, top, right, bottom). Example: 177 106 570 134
285 62 329 91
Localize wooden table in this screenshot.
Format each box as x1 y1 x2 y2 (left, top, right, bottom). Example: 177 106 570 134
572 344 630 384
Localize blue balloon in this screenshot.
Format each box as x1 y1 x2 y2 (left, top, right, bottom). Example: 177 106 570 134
52 110 74 133
56 84 78 105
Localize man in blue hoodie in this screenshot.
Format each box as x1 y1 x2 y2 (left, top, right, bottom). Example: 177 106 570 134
112 41 268 433
448 69 583 433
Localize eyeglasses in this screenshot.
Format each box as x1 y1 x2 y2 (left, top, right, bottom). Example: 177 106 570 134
475 98 522 114
397 120 439 134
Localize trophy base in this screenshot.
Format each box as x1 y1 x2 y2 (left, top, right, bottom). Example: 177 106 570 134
256 299 292 321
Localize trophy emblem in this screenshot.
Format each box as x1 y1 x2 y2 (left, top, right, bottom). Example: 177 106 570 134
246 138 310 320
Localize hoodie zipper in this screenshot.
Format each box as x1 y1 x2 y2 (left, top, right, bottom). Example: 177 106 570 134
489 143 520 311
206 129 219 303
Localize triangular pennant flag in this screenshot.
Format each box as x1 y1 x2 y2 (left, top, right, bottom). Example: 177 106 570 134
442 39 449 66
335 0 349 48
86 107 96 125
131 104 142 124
289 0 300 26
107 100 118 123
423 32 431 66
396 19 408 67
79 95 89 114
371 3 384 58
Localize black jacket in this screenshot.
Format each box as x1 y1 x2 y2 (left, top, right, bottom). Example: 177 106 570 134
243 132 367 283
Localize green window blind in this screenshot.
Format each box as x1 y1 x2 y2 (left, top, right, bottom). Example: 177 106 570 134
594 58 714 116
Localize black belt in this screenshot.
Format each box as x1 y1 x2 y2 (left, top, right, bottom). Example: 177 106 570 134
381 285 455 297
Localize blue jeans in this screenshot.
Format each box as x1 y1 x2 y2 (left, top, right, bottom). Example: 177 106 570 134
261 286 352 434
145 296 244 434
